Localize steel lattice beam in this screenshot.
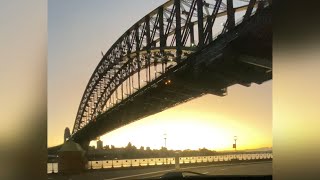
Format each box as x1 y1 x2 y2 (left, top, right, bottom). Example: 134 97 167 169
72 0 269 134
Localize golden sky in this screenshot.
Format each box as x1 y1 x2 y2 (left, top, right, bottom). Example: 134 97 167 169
89 81 272 151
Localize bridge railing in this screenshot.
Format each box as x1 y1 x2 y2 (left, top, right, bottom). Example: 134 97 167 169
47 152 272 173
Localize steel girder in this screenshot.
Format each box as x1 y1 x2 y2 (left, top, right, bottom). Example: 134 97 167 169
72 0 270 134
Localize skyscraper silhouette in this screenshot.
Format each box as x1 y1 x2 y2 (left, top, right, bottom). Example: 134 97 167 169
64 127 71 143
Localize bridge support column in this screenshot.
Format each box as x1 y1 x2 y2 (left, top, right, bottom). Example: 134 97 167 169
57 140 88 174
189 23 195 46
244 0 256 21
158 6 166 73
145 15 152 82
79 139 90 152
174 0 182 63
226 0 235 29
197 0 204 47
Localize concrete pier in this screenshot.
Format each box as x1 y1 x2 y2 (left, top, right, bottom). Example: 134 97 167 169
58 140 87 174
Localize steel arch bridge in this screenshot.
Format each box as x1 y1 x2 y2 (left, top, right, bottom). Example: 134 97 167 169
68 0 272 148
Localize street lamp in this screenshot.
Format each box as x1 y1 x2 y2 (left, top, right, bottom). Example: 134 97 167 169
164 133 167 165
233 136 238 150
233 136 238 151
232 136 238 160
164 133 167 148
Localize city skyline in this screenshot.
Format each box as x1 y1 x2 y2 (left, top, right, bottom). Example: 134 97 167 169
90 140 272 152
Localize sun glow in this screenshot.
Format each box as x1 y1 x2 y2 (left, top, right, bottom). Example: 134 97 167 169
89 83 272 151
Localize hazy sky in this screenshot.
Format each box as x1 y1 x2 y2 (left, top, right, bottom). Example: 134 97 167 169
48 0 272 151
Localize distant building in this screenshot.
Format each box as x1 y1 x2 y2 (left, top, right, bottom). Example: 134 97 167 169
64 127 71 143
97 140 103 150
104 145 110 150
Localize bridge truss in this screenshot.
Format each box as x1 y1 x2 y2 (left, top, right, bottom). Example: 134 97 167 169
72 0 271 135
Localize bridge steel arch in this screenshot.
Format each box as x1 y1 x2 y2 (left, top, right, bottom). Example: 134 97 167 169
71 0 271 137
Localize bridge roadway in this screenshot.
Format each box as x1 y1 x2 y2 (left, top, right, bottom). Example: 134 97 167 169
47 161 272 180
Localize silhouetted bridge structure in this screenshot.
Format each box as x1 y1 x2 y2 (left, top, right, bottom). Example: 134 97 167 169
49 0 271 152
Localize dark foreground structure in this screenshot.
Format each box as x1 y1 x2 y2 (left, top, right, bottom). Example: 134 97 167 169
57 141 87 174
